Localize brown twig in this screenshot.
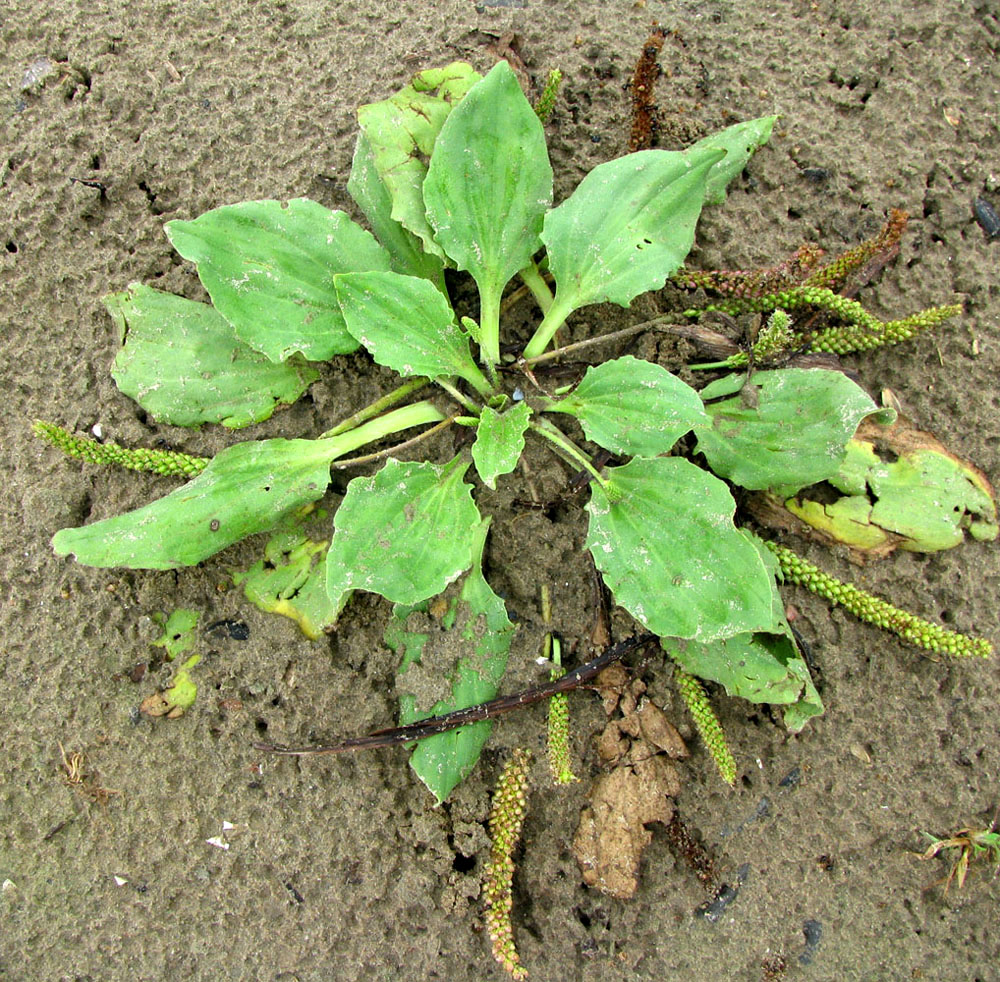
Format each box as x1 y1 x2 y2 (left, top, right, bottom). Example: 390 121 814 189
519 316 676 367
254 634 657 757
329 416 458 469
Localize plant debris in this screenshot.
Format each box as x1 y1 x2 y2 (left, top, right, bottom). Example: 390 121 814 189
573 667 687 899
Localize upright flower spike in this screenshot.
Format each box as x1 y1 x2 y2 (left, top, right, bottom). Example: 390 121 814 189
544 634 578 786
533 69 562 122
483 749 532 980
768 542 993 659
673 668 736 786
34 421 208 478
546 690 578 786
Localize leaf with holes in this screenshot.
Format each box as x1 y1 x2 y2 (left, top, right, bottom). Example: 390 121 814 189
386 521 515 803
540 147 723 319
686 115 777 205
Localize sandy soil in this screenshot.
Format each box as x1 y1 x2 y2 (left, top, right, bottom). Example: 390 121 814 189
2 2 999 980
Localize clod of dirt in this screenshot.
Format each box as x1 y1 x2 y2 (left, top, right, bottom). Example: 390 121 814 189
574 672 688 899
573 754 681 899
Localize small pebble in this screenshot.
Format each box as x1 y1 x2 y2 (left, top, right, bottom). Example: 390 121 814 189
973 197 1000 240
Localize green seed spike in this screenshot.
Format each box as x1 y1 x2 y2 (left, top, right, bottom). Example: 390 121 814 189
546 691 578 786
34 421 208 478
483 749 532 980
673 668 736 786
767 541 993 659
692 287 962 356
808 302 963 355
533 69 562 122
545 636 578 786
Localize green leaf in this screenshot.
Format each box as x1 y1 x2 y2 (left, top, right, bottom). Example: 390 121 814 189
790 437 1000 553
544 356 708 457
334 271 489 393
231 509 346 640
665 630 823 733
471 402 531 489
326 457 482 607
694 368 880 495
586 456 778 642
541 146 724 316
166 199 390 363
386 521 515 802
357 62 482 259
53 438 342 569
151 608 199 661
686 116 776 205
347 132 445 287
107 285 318 429
423 61 553 310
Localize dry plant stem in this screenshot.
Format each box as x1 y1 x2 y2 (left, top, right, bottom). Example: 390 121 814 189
254 634 657 756
484 749 532 980
520 316 674 367
328 416 458 470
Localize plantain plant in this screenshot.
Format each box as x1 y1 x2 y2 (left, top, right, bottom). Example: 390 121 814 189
40 60 993 802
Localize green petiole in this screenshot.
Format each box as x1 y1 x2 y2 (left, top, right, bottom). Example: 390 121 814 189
518 261 554 315
521 295 575 360
326 400 446 457
320 377 431 438
529 416 607 489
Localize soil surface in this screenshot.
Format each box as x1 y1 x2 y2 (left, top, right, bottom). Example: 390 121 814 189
3 2 1000 980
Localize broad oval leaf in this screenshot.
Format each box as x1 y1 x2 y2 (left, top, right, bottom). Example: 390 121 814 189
53 438 342 569
686 115 776 205
586 456 778 642
544 356 708 457
541 147 724 316
423 61 553 308
326 457 481 607
107 285 318 429
335 270 488 392
347 131 446 287
166 199 390 363
665 631 823 733
357 62 482 259
694 368 880 495
471 402 531 489
387 521 515 802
